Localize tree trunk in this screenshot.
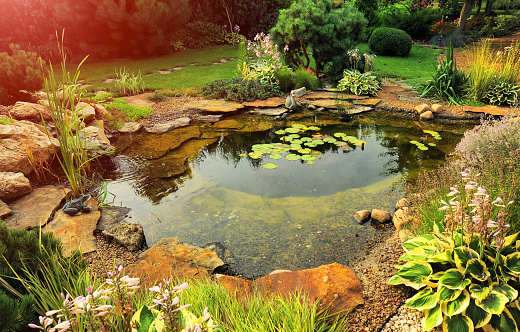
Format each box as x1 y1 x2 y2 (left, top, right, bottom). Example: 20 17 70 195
485 0 495 16
454 0 477 35
476 0 482 14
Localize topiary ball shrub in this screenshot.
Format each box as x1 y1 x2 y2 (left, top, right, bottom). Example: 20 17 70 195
369 27 412 57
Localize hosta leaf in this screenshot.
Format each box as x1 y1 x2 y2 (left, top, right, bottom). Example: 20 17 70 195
439 269 471 290
438 284 463 302
465 259 490 282
501 233 518 252
387 274 405 286
491 283 518 302
505 252 520 274
483 307 517 332
433 219 446 235
454 246 480 271
424 303 443 331
402 246 439 262
508 306 520 330
466 298 492 329
428 249 453 263
405 288 439 310
476 291 510 315
469 284 491 302
395 262 433 289
442 314 474 332
442 289 470 317
402 234 436 252
429 271 445 281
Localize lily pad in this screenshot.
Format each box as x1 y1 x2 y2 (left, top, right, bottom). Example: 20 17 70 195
286 154 301 161
410 140 420 145
292 124 307 129
288 134 300 138
269 153 282 159
291 139 302 145
275 130 286 135
280 136 293 142
249 152 263 159
299 148 312 154
301 155 316 161
323 137 337 143
340 145 353 152
262 163 278 169
353 140 367 146
334 133 347 138
307 126 320 131
418 146 429 151
428 143 437 147
335 141 348 147
300 137 312 142
285 127 301 134
305 160 315 165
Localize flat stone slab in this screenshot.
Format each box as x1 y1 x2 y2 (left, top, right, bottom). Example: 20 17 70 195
119 122 142 134
5 185 70 230
249 107 288 116
242 97 284 108
311 99 338 109
353 98 382 106
305 91 367 100
145 117 191 134
463 105 512 116
185 99 245 113
196 115 223 122
124 93 155 108
44 198 100 256
351 106 373 114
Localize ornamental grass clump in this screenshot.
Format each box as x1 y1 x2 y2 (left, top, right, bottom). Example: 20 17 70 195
389 168 520 331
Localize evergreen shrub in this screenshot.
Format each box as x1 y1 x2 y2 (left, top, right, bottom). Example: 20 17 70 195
369 27 412 56
0 44 45 105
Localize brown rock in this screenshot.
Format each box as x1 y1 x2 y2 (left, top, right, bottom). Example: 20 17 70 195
0 199 11 219
217 263 364 314
463 105 512 116
393 207 412 231
185 99 245 113
415 104 432 114
0 172 32 202
145 118 191 134
119 122 142 134
0 120 59 176
431 104 445 113
353 98 382 106
5 185 70 230
93 104 111 119
311 99 338 109
10 102 51 122
83 126 111 145
353 210 371 224
242 97 284 108
127 237 224 286
213 119 244 131
248 108 288 116
102 222 145 252
395 198 410 211
43 197 100 256
420 111 434 121
305 91 367 100
77 102 97 123
371 209 391 223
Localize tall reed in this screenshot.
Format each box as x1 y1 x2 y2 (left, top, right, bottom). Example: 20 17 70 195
41 32 92 198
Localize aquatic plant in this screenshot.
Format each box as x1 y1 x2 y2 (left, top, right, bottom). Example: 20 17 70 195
409 130 442 150
390 169 518 331
115 68 145 96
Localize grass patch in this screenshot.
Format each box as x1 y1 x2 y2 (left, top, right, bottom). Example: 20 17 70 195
65 45 238 91
105 98 152 129
358 43 444 87
0 117 13 125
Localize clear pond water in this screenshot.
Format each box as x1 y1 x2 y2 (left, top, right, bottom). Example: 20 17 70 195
101 111 473 276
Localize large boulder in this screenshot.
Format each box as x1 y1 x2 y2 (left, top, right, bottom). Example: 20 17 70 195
0 120 59 176
126 237 225 286
9 102 51 122
0 172 32 202
217 263 364 315
5 185 70 230
102 222 146 252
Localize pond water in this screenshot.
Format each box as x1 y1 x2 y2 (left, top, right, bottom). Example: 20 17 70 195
101 111 473 276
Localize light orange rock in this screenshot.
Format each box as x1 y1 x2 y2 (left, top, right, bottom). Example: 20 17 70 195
0 199 11 218
415 104 432 114
213 119 244 131
393 207 412 231
43 197 100 256
0 172 31 202
371 209 391 223
353 210 371 224
431 104 445 113
185 99 245 113
217 263 364 315
242 97 284 108
420 111 434 121
10 102 51 122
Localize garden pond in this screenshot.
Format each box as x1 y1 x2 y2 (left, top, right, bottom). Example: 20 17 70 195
101 111 474 276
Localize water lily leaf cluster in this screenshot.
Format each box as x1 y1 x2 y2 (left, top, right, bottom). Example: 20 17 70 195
244 124 366 169
410 130 442 151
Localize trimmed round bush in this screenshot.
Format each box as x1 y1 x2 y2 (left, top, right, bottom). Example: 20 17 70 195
368 27 412 57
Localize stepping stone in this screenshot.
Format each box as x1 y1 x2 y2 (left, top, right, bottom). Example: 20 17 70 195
463 105 512 116
158 70 171 74
196 115 223 122
243 97 284 108
185 99 244 113
311 99 338 109
353 98 382 106
145 117 191 134
350 106 373 114
171 67 183 71
306 91 367 100
249 108 288 116
103 78 116 84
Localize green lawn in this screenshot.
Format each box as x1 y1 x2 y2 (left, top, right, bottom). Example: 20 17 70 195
358 43 444 87
69 45 239 91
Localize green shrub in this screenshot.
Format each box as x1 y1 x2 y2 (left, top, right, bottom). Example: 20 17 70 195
106 98 152 122
369 27 412 57
273 66 295 92
0 289 35 332
0 44 46 105
418 43 467 104
379 4 440 40
337 69 380 96
293 69 320 91
494 15 520 36
202 77 283 103
175 21 227 49
484 81 520 106
493 0 520 10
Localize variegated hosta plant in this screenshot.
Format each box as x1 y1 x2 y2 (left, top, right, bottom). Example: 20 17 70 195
389 168 518 332
337 69 380 96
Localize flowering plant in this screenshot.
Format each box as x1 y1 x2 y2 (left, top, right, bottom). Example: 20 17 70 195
432 19 459 36
412 0 432 10
346 48 376 73
28 266 217 332
388 169 520 332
